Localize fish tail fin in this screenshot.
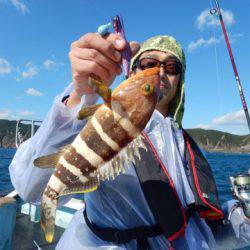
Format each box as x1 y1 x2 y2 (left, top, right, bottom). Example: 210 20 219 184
41 193 58 243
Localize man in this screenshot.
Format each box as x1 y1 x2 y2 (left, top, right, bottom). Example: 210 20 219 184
9 32 250 249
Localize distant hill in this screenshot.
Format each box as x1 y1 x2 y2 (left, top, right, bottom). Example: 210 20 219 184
186 128 250 153
0 119 249 153
0 119 39 148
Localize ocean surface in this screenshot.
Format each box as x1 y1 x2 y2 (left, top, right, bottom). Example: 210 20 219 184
0 148 250 204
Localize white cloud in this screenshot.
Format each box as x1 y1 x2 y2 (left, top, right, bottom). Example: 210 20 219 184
0 57 12 75
17 62 38 81
221 9 235 26
43 58 64 71
188 33 242 52
0 109 13 120
196 8 234 30
188 35 223 52
195 123 212 130
0 108 36 120
25 88 43 96
195 110 248 135
17 109 35 117
9 0 28 14
212 110 246 126
22 62 38 78
188 38 206 52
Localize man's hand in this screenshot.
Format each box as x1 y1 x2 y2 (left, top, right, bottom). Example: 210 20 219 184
67 32 140 108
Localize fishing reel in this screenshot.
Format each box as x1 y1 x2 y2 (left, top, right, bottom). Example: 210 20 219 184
229 174 250 218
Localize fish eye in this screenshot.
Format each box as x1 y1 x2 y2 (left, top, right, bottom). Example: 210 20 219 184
143 83 154 96
145 84 151 93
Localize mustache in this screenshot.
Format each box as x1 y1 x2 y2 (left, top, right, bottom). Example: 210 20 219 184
160 78 169 85
157 78 169 102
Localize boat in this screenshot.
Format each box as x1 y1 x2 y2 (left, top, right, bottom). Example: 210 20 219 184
0 1 249 248
0 119 85 250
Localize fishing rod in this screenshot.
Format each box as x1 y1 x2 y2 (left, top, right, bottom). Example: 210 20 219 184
210 0 250 220
210 0 250 133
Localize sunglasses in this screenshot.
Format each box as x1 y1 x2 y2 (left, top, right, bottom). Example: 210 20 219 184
135 57 182 75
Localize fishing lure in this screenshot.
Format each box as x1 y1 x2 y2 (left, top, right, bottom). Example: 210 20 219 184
97 15 132 79
113 15 132 79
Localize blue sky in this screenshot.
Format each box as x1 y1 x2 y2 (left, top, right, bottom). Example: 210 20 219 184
0 0 249 135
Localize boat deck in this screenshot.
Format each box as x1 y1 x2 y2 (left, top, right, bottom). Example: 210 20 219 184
13 213 64 250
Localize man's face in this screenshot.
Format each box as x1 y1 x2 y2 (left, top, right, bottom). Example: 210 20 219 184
133 50 181 112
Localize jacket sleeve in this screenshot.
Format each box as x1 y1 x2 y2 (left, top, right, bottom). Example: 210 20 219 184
9 83 98 203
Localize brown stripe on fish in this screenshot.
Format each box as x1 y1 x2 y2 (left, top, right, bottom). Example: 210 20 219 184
72 135 104 167
54 163 84 188
94 105 134 148
79 118 117 162
44 186 58 200
63 147 96 176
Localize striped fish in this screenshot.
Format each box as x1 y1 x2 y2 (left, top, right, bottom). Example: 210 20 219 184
34 67 160 243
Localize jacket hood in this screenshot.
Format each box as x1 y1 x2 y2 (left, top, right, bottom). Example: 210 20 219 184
130 35 186 128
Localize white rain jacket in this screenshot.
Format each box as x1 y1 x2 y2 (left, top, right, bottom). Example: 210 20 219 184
9 83 250 249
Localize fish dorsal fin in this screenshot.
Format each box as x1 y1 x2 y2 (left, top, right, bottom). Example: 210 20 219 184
77 104 101 120
97 134 148 181
88 77 112 104
33 147 69 168
58 136 147 196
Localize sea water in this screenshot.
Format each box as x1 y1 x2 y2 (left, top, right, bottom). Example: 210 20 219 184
0 147 250 203
0 148 15 196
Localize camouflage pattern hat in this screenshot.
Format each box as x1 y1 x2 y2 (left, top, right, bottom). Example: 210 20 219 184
130 35 186 128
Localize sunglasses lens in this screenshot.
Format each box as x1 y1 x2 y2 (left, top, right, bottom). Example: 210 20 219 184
139 58 160 70
165 61 182 75
137 58 182 75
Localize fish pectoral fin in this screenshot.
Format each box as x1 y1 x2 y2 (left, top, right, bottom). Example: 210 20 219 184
88 77 112 104
34 146 71 168
33 153 59 168
58 179 100 197
77 104 101 120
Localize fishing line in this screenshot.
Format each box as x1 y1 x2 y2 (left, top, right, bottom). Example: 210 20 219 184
209 0 223 113
211 0 250 132
33 240 42 250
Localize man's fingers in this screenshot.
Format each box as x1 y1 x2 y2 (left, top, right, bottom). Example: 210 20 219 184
107 35 140 56
71 47 121 75
71 57 111 84
105 33 126 50
77 33 123 63
129 41 140 57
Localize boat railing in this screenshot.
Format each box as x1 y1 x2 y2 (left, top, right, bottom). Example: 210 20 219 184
5 190 18 198
15 119 42 148
3 118 42 202
1 119 85 249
